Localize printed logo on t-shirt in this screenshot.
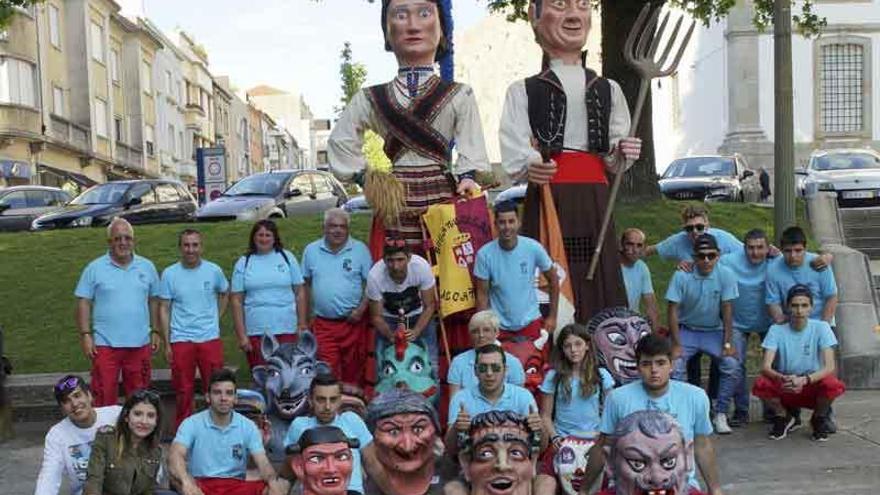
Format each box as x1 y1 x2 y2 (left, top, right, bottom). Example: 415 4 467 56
382 286 421 315
803 341 812 357
276 263 287 273
137 271 148 284
520 261 528 275
203 280 212 290
343 258 353 272
68 442 92 481
232 443 244 460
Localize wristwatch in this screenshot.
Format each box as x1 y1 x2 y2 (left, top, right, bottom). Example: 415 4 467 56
723 342 732 350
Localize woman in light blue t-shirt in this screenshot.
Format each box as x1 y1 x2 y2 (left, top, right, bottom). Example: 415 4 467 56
536 323 614 493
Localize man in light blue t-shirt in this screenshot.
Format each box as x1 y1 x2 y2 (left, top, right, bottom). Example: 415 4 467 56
474 200 558 338
666 234 741 435
447 310 525 396
766 226 838 325
646 205 742 263
580 334 723 495
159 228 229 429
74 218 160 407
618 227 659 330
168 368 288 495
282 373 374 494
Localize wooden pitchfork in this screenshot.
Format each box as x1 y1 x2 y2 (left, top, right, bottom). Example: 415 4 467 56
587 4 696 280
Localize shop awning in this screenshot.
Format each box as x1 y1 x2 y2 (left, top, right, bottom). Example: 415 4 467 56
38 164 98 187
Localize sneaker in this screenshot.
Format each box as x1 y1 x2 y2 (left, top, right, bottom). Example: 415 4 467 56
714 413 733 435
811 415 834 442
729 410 749 427
826 408 838 434
769 415 796 440
788 409 803 432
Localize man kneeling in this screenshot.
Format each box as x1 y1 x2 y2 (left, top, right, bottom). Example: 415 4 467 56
752 284 845 441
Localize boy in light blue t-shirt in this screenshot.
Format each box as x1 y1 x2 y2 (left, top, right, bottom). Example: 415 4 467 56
618 227 659 330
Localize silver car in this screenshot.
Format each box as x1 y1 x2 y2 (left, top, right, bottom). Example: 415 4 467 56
798 149 880 207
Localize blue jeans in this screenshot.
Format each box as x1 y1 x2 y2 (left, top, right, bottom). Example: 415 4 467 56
673 326 742 414
376 314 439 379
733 329 767 414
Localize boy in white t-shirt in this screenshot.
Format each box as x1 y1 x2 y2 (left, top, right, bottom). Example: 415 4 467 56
34 375 122 495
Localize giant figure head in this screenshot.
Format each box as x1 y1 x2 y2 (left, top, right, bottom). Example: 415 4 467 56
287 426 359 495
252 332 330 420
529 0 592 60
366 389 439 481
381 0 450 64
375 332 437 400
587 307 651 386
603 410 692 495
553 436 596 495
459 410 540 495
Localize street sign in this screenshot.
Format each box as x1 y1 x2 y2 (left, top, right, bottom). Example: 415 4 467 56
196 147 227 205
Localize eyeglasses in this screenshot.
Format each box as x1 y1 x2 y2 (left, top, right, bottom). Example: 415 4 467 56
694 252 718 261
683 224 706 233
475 363 504 374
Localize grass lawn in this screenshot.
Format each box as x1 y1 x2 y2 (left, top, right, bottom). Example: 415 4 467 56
0 198 808 376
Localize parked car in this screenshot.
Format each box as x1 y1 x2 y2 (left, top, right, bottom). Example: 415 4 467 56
31 179 196 230
798 149 880 208
342 195 371 214
195 169 348 222
0 186 72 232
659 155 761 203
494 184 527 205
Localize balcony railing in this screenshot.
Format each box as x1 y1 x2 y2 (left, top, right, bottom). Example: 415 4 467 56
49 114 90 152
115 142 144 171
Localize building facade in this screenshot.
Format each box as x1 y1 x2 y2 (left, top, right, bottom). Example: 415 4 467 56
247 84 312 167
176 30 214 182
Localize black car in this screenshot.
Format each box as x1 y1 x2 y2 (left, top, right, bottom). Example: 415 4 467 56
195 169 348 221
0 186 72 232
658 154 761 203
31 179 197 230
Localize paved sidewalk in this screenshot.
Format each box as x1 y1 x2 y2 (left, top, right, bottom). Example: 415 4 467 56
2 392 879 494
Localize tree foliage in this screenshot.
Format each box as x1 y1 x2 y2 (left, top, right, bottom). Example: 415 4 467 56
0 0 42 30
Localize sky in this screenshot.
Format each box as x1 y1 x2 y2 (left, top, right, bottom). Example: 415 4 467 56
136 0 491 118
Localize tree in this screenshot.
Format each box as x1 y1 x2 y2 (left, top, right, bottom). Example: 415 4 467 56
485 0 824 199
336 41 391 172
0 0 41 30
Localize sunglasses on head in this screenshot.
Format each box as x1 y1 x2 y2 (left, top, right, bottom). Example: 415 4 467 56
475 363 504 374
694 252 718 261
131 389 160 401
683 224 706 233
54 376 83 396
384 238 406 248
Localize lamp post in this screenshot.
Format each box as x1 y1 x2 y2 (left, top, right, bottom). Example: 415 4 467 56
773 0 796 240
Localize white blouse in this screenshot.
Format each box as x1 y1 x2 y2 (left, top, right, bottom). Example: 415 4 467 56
328 72 490 180
500 59 632 181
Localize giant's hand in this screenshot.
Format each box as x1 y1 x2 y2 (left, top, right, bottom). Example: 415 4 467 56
617 137 642 162
527 158 558 185
456 178 479 197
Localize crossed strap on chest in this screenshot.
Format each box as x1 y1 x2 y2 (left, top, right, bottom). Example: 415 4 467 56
366 79 461 165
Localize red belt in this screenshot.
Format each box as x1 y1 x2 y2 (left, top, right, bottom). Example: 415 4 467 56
550 151 608 185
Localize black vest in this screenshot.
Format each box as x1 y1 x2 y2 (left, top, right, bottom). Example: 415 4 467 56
524 68 612 158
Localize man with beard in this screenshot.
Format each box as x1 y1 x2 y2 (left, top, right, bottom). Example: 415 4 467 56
500 0 641 324
597 410 693 495
328 0 489 257
362 389 456 495
458 410 540 495
287 426 360 495
579 334 723 495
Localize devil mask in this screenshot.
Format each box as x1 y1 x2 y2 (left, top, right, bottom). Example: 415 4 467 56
588 307 651 386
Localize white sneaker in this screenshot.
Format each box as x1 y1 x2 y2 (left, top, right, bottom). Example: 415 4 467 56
714 413 732 434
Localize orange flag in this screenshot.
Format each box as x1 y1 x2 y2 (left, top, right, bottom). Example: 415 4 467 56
537 184 577 338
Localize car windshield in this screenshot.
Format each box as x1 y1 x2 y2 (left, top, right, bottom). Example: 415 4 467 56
812 152 880 171
663 158 735 179
223 173 290 197
70 183 130 205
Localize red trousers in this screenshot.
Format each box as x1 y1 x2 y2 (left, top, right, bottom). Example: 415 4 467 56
246 333 298 368
196 477 266 495
498 318 544 341
312 316 366 387
752 375 846 409
90 345 152 407
171 339 224 429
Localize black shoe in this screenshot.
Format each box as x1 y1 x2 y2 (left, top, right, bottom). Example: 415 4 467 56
769 415 796 440
729 410 749 427
811 416 831 442
826 407 838 434
788 409 803 432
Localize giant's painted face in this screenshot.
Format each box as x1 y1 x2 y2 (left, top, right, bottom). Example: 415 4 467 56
463 423 535 495
553 436 596 495
291 442 354 495
605 412 692 495
385 0 443 62
502 336 546 393
373 412 437 474
589 309 651 386
531 0 592 57
252 332 329 420
376 335 437 400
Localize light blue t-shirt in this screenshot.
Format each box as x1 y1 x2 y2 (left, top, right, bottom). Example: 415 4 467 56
762 319 838 375
74 253 160 347
600 379 713 488
231 249 304 336
718 250 770 333
448 384 537 425
283 412 373 494
539 368 614 438
302 238 371 319
159 260 229 343
765 254 837 321
666 265 739 331
447 349 526 390
474 237 552 331
621 260 654 312
656 227 743 262
173 410 264 479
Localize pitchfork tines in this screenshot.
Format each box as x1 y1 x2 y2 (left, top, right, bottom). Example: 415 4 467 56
624 4 696 82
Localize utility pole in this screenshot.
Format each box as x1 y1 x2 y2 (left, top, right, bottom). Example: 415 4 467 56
773 0 795 240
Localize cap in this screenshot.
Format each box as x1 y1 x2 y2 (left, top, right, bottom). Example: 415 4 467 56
693 233 719 253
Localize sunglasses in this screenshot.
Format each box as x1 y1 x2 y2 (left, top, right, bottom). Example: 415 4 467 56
475 363 504 374
694 252 718 261
683 224 706 233
384 238 406 248
131 389 160 401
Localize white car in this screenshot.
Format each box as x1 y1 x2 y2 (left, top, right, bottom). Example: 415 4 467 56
798 149 880 207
